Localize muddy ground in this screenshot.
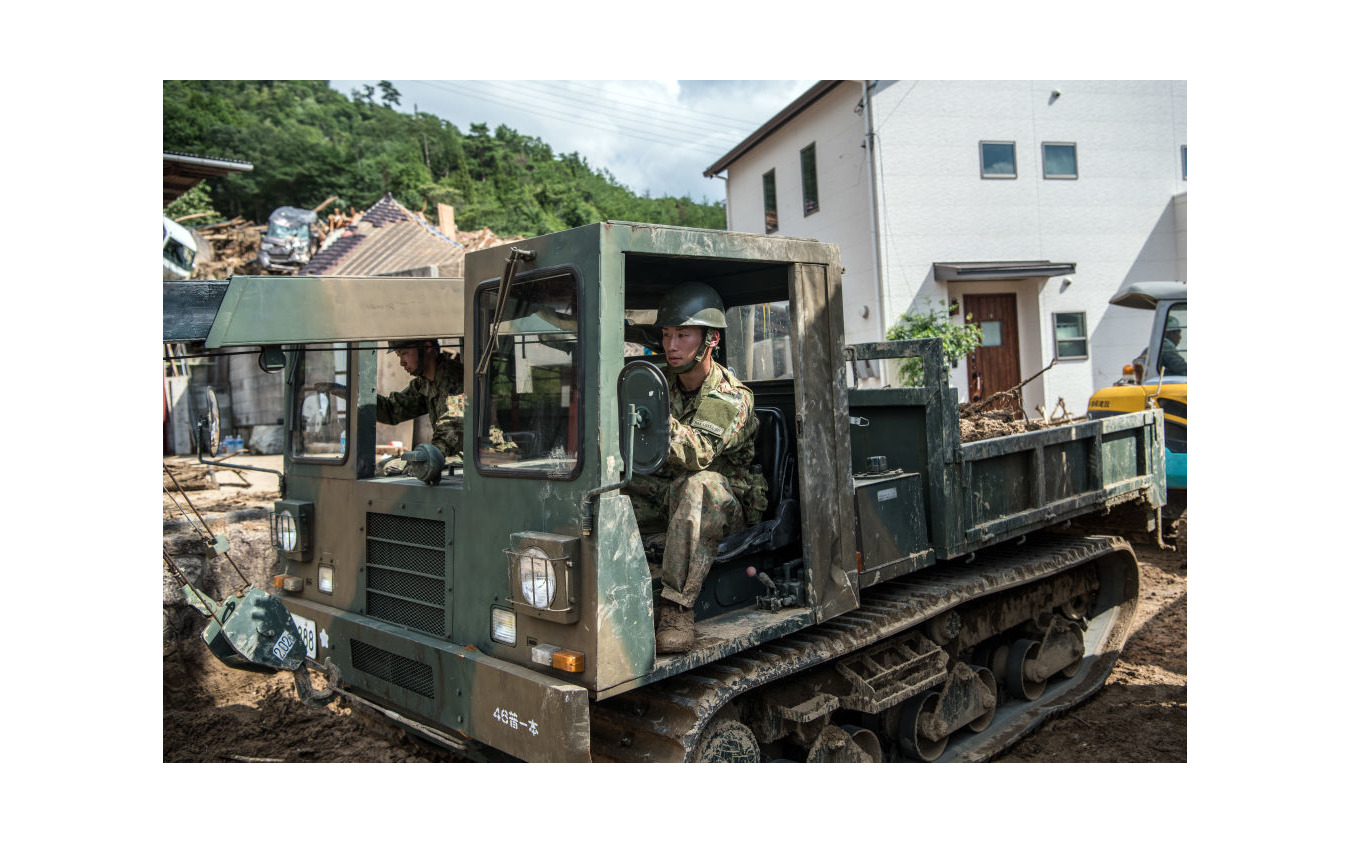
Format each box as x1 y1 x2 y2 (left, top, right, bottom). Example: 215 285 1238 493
162 457 1186 763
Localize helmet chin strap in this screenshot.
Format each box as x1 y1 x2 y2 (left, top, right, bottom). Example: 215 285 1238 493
669 329 714 375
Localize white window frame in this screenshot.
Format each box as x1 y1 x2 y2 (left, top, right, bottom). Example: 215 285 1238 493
1041 142 1078 180
980 141 1017 179
1052 311 1089 360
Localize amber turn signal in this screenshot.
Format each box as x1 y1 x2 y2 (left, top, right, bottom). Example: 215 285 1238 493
551 649 585 673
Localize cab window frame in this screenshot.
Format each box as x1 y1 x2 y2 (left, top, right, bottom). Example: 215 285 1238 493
290 343 353 465
471 264 586 481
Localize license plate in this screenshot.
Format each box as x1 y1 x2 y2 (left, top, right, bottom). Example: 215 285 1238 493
291 612 317 659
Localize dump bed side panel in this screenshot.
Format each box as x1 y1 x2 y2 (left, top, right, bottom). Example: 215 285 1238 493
847 339 1165 562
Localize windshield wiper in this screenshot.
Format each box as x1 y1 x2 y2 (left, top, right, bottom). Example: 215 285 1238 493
475 247 537 378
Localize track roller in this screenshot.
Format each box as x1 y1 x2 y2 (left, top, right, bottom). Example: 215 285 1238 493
692 717 760 762
1006 639 1047 700
895 692 946 761
806 724 883 762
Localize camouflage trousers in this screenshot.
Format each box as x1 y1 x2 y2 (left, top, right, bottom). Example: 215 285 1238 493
627 471 746 609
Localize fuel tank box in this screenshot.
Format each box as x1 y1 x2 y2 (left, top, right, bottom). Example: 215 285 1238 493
853 471 932 588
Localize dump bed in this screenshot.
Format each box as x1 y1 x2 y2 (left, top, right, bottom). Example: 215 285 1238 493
846 338 1165 562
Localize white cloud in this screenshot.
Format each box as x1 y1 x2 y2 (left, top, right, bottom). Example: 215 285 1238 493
331 79 815 204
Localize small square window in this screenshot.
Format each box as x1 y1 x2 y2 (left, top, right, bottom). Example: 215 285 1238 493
763 169 778 234
980 141 1017 178
1042 142 1078 179
1053 312 1088 359
981 321 1003 347
800 142 820 216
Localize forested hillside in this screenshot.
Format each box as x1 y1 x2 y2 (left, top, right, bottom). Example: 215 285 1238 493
163 80 726 237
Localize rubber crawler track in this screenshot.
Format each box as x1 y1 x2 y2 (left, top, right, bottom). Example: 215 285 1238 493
590 533 1138 762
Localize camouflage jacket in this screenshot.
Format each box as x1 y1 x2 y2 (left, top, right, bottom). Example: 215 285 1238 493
375 350 465 456
664 361 768 523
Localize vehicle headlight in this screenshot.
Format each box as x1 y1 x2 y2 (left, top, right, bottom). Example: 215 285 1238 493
317 564 334 594
516 546 556 609
271 500 313 561
275 510 298 552
490 607 517 645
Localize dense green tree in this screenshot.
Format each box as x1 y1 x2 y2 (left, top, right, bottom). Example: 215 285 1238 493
163 80 726 237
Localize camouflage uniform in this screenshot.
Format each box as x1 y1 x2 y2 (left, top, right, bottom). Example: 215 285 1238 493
628 361 770 608
376 350 466 458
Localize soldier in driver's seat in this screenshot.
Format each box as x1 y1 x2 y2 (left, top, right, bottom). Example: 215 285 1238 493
626 283 769 653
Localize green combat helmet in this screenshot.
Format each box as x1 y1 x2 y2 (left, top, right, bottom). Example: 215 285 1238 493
388 338 438 377
655 282 726 374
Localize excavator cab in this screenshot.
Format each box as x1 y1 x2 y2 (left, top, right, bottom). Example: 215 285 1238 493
1087 281 1187 513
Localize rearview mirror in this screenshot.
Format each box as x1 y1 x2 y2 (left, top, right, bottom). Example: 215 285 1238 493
202 387 221 456
617 360 669 476
258 345 287 373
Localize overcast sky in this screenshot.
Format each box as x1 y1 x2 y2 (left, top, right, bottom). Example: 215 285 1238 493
329 80 815 205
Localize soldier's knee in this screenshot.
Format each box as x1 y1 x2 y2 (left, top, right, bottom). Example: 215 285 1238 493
671 470 730 496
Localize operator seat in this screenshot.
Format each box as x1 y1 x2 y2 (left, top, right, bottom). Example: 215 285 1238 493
715 406 799 561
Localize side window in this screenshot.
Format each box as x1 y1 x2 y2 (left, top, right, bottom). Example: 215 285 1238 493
293 345 350 462
763 169 778 234
724 301 793 381
800 143 819 216
980 141 1017 178
1053 312 1088 359
1042 142 1078 179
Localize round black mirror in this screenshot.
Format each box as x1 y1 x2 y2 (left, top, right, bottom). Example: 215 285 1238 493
258 345 286 373
618 360 670 476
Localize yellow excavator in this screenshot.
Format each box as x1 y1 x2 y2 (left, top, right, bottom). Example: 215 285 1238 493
1087 281 1186 519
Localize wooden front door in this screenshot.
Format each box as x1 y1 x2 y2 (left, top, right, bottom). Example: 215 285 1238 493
964 293 1021 413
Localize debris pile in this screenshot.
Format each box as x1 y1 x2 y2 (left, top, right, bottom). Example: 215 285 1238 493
958 406 1085 443
190 217 263 279
180 204 518 281
456 225 518 251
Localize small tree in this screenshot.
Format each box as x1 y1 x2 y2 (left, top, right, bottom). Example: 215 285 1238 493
885 299 983 386
164 183 225 225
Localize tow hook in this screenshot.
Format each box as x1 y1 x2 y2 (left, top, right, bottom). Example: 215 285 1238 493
293 658 342 707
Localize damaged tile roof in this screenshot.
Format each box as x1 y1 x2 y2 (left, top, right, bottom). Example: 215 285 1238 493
302 193 465 277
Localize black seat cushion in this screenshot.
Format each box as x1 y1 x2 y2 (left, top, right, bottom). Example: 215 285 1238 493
715 406 798 561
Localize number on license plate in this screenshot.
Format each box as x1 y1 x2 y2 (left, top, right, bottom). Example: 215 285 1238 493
291 613 317 659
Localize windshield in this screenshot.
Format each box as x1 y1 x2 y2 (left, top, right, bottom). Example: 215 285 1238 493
293 345 350 462
475 271 580 477
163 235 195 272
1156 303 1187 377
268 221 311 240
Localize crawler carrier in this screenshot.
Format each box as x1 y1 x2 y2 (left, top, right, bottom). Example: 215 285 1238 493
169 222 1165 762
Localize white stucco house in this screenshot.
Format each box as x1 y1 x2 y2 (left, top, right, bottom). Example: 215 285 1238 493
704 80 1187 414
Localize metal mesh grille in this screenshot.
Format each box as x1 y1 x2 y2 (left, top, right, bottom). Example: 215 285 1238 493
350 639 435 699
367 512 444 547
365 513 447 636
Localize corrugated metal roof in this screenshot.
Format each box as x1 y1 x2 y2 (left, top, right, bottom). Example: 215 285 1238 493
301 194 465 277
163 151 254 206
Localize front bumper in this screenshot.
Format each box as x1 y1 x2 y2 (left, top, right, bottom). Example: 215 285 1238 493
284 597 592 762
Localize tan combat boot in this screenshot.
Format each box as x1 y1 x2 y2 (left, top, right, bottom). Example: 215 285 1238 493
655 600 695 654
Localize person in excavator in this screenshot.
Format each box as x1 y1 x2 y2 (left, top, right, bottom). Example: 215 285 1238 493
626 283 769 653
1158 315 1186 377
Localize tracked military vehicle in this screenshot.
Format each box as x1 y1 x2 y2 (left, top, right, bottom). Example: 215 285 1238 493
168 221 1165 762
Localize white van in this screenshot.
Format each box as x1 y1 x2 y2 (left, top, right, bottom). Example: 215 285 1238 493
163 216 197 280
